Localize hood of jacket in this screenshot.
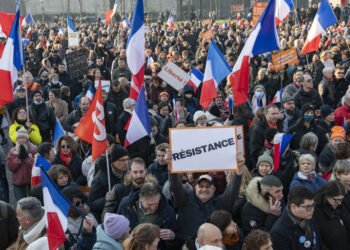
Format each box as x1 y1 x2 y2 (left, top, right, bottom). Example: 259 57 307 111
94 225 123 249
245 177 270 214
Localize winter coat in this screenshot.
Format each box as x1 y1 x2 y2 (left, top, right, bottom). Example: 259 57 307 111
92 225 123 250
311 61 324 87
249 116 282 168
46 99 68 123
107 90 128 119
241 177 282 234
63 109 84 133
8 215 47 250
318 78 337 109
293 88 323 110
289 172 326 193
29 102 55 142
88 157 125 223
270 209 321 250
7 143 37 186
117 111 131 145
9 121 42 145
318 143 335 174
0 201 18 250
53 154 85 185
335 104 350 126
148 162 169 187
117 191 180 250
313 201 350 250
104 101 119 136
169 173 242 241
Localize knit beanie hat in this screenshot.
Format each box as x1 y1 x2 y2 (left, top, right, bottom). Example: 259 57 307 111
256 153 274 168
301 103 314 115
331 126 345 140
110 145 129 162
104 213 130 240
32 90 43 98
193 110 207 123
320 105 333 118
16 128 29 140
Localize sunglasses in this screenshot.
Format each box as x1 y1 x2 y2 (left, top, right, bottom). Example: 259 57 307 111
61 145 71 149
74 200 84 207
182 179 189 184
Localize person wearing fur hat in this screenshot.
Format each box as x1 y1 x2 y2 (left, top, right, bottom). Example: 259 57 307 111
288 103 328 154
319 126 346 178
251 153 274 178
193 111 207 127
93 213 130 250
289 154 326 193
252 85 267 114
29 90 56 142
241 175 284 235
7 129 37 201
88 144 129 223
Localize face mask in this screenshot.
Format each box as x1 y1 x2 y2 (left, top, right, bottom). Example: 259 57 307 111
255 92 264 99
304 114 314 122
51 80 59 84
34 100 43 105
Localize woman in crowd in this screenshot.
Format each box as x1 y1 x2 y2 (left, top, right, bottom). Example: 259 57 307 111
123 223 160 250
314 181 350 250
7 129 37 201
46 89 68 123
53 135 85 185
241 229 273 250
60 86 74 113
47 164 77 190
9 107 42 145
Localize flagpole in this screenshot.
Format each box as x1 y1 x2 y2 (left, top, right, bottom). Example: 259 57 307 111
105 150 112 191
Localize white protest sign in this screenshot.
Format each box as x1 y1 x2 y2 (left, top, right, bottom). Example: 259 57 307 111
68 32 79 47
235 126 245 156
95 80 111 93
169 127 238 173
158 61 190 91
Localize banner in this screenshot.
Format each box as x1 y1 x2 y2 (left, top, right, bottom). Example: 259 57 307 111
271 48 299 71
68 32 79 47
199 30 215 41
158 61 190 91
169 127 238 173
252 2 267 26
95 80 111 93
65 49 88 80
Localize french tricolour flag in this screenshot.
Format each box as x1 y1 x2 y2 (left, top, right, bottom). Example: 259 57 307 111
187 67 203 93
31 154 52 187
22 13 34 26
301 0 337 55
127 0 144 101
167 12 175 29
275 0 294 25
271 88 284 104
66 15 76 33
273 133 294 172
85 85 95 101
0 2 24 106
200 40 231 109
54 118 65 149
41 168 70 250
125 86 151 147
122 17 131 28
230 0 280 106
111 0 118 18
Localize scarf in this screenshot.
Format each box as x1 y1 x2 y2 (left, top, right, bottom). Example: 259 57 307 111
60 152 73 166
264 139 273 149
222 233 240 246
111 167 126 180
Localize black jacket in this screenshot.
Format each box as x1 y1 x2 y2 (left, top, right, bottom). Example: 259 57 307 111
107 90 128 119
318 143 335 174
313 201 350 250
63 109 84 133
104 101 118 136
0 201 18 250
118 191 180 250
53 154 86 185
29 102 55 142
294 88 323 110
270 209 321 250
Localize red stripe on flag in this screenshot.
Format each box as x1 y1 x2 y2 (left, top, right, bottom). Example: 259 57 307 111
231 55 250 106
130 66 144 101
0 69 14 106
47 212 66 250
273 143 280 173
301 35 321 55
200 79 217 109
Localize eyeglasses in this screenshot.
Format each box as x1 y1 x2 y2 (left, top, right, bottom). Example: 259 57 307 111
336 72 345 75
182 179 189 184
299 203 315 211
331 197 344 203
18 111 27 114
74 200 84 207
61 145 71 149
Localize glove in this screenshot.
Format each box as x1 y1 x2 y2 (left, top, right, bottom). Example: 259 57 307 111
18 145 28 160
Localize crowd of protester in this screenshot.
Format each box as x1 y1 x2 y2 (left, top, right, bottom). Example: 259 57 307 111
1 2 350 250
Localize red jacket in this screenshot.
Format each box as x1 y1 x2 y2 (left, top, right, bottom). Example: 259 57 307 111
7 143 37 186
335 104 350 126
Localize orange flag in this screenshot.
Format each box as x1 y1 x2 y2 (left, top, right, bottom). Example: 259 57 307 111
105 10 113 25
74 81 107 161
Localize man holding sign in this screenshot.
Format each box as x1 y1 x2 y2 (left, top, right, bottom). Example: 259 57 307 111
167 149 244 245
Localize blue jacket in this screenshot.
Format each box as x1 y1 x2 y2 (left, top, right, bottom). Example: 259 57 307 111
289 172 326 193
92 225 123 250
